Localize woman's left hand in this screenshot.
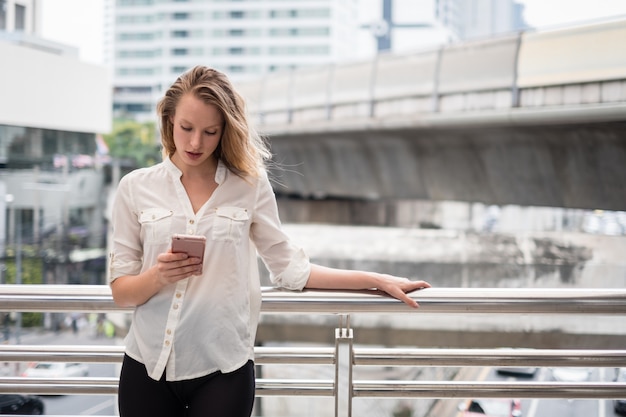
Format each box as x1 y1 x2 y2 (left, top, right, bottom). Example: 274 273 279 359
374 274 431 308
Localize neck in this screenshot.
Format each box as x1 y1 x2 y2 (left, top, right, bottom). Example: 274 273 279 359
171 153 218 179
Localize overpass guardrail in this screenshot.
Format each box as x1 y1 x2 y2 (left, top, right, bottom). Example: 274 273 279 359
1 285 626 417
235 18 626 132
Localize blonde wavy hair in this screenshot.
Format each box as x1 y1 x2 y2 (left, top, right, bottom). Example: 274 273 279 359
157 65 270 178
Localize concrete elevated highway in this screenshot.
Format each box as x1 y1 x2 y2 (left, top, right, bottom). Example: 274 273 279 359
235 19 626 211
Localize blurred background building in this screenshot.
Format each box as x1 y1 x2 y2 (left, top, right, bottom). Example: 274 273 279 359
1 0 625 294
108 0 361 121
437 0 527 40
108 0 527 121
0 0 111 288
2 3 625 414
0 0 528 291
358 0 527 54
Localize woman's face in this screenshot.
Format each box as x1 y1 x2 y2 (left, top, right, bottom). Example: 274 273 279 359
170 93 223 169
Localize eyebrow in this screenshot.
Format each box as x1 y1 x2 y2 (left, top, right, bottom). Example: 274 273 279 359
178 119 222 130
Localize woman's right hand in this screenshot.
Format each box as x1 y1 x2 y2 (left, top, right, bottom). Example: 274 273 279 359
154 250 203 286
111 251 202 308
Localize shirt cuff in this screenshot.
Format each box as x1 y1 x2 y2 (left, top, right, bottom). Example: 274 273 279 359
272 248 311 291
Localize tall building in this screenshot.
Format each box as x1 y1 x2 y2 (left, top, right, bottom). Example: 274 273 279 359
1 0 112 288
358 0 456 55
0 0 36 32
357 0 527 56
109 0 360 121
109 0 527 121
436 0 527 40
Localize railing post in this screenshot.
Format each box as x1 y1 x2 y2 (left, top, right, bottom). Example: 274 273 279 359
335 314 353 417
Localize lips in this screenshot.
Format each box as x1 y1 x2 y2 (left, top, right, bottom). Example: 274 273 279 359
186 151 202 160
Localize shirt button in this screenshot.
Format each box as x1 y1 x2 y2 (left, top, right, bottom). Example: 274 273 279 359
166 329 172 335
173 304 179 310
189 219 195 224
165 340 171 346
176 293 182 298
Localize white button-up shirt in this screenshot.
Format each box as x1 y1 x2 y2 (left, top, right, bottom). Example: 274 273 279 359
109 157 311 381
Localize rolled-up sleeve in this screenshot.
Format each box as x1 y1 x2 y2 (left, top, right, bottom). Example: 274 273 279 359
250 173 311 291
109 174 143 283
271 246 311 290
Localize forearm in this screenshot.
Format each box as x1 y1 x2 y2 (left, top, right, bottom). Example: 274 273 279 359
305 264 379 290
304 264 431 308
110 266 165 308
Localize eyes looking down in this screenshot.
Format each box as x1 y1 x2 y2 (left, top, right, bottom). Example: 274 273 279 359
171 94 224 160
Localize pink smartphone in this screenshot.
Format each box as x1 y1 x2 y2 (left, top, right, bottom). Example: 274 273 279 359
171 234 206 273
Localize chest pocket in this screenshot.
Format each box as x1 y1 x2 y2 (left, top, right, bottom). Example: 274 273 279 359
213 207 249 241
139 208 173 245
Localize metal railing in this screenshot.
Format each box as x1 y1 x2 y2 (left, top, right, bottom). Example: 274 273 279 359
1 285 626 417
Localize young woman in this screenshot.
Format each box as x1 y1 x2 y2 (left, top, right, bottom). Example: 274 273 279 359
109 65 431 417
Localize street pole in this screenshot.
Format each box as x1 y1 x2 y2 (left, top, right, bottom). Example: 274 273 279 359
15 206 22 344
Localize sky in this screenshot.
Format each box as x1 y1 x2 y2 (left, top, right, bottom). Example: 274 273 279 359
39 0 626 66
40 0 105 65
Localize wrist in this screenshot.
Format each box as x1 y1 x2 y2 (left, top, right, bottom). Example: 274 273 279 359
365 271 384 289
149 265 165 291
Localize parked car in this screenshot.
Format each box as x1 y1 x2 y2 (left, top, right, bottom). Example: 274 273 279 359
494 348 538 378
550 367 591 382
0 394 44 415
458 399 522 417
614 368 626 416
22 362 89 378
496 367 537 378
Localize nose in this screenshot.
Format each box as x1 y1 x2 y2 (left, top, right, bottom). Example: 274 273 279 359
189 130 203 149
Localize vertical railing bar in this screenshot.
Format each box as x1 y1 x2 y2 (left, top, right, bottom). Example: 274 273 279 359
335 314 354 417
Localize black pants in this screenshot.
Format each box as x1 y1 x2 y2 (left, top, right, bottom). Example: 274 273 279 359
118 354 255 417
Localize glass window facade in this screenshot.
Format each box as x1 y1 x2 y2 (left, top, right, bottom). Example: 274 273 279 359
0 124 95 169
0 0 6 30
14 3 25 30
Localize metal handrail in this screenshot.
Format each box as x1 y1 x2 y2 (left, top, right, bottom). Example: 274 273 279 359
1 285 625 417
2 345 625 368
352 381 626 399
2 285 626 314
0 377 119 395
0 345 125 363
0 376 336 397
4 377 626 399
0 345 335 365
353 348 626 368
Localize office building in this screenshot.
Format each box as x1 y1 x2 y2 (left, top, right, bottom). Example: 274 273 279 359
357 0 527 56
1 0 112 286
436 0 527 40
109 0 360 121
109 0 527 121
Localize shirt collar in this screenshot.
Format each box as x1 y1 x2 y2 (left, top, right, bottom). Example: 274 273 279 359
215 159 226 184
163 155 181 177
163 155 226 184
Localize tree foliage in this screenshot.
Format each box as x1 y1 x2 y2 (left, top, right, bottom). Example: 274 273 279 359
103 119 162 168
3 257 44 328
4 257 43 285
